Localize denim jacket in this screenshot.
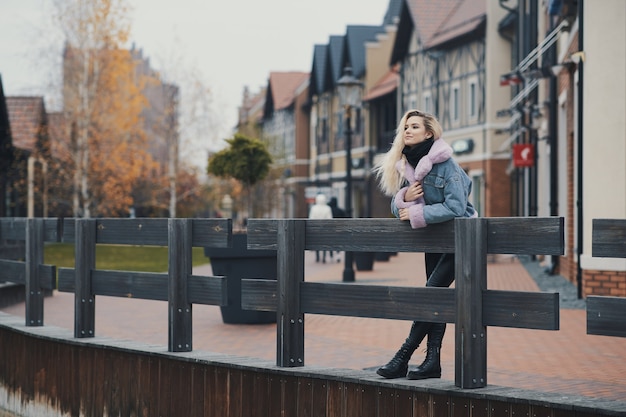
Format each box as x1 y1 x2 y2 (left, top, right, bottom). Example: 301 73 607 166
391 139 476 228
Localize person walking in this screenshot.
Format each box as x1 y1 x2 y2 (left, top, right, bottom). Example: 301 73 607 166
308 194 333 263
372 109 476 380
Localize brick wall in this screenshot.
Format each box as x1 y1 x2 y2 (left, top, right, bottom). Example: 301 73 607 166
584 269 626 297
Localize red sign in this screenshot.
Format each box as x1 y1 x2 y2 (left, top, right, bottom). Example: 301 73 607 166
513 143 535 167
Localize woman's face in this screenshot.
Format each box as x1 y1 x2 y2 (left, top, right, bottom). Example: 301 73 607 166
403 115 431 147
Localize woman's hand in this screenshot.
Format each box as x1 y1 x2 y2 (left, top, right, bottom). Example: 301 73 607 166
398 208 409 221
404 182 423 202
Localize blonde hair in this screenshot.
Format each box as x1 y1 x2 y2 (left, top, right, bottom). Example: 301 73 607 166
373 110 443 196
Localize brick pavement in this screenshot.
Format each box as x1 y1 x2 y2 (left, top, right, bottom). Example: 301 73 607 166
2 251 626 407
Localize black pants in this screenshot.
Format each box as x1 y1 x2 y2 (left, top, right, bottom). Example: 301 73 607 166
424 252 455 288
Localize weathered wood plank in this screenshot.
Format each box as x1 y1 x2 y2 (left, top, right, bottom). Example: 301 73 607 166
483 290 560 330
64 218 168 245
62 218 231 247
297 376 313 417
191 218 232 248
92 270 168 300
455 217 487 389
248 218 455 253
242 279 455 322
485 217 564 255
25 218 44 326
58 268 226 305
301 282 454 322
248 217 564 255
592 219 626 258
0 260 55 290
168 218 193 352
276 219 305 367
57 267 74 292
187 275 227 306
0 218 60 242
74 219 96 338
587 296 626 337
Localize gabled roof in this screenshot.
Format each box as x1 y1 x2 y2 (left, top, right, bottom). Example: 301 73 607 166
426 0 486 48
309 33 353 97
328 35 346 87
6 96 47 153
391 0 486 64
310 44 330 96
265 72 310 116
344 25 386 79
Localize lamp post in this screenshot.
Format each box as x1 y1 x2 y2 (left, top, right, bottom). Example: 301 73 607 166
337 66 363 282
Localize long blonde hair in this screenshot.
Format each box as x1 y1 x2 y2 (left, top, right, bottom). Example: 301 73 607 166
373 109 443 196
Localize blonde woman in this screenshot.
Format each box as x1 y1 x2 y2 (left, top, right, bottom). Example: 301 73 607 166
373 110 476 380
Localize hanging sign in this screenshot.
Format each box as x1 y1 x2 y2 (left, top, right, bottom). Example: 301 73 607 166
513 143 535 167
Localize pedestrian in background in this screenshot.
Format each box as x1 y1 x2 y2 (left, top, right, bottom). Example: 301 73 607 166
372 109 476 380
308 194 333 263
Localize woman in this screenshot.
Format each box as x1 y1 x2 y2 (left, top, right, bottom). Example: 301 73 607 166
373 109 476 379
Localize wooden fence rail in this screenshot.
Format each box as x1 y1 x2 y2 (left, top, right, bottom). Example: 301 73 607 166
245 217 564 388
587 218 626 338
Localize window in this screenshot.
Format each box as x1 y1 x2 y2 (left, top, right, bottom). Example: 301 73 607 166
451 85 460 123
468 79 477 120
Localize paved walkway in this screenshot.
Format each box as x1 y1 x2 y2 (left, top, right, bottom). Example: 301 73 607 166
2 251 626 408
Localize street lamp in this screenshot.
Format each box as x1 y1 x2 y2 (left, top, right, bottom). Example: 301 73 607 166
337 66 363 282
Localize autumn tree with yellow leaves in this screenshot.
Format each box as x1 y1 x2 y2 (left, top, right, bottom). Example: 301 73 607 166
53 0 164 217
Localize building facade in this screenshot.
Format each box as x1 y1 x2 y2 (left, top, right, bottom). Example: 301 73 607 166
234 0 625 298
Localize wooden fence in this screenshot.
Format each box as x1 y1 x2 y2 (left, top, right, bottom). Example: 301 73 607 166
245 217 563 389
0 216 623 390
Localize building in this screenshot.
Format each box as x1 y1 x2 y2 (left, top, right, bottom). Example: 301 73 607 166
234 0 625 298
261 71 310 218
497 0 626 297
4 94 50 218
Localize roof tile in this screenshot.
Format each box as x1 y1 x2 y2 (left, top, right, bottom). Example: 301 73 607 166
6 96 46 152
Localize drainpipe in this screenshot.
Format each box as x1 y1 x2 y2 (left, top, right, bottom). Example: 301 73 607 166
576 0 584 299
528 0 538 218
548 16 559 275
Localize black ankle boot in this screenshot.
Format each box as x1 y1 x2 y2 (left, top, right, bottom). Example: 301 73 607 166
406 323 445 380
376 321 430 379
376 345 412 379
406 342 441 379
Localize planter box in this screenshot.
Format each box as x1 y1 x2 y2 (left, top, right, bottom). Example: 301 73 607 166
204 233 276 324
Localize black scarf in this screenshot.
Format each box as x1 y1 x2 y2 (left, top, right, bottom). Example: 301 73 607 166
402 138 434 168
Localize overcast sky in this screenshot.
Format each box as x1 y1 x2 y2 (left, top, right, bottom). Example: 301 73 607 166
0 0 389 169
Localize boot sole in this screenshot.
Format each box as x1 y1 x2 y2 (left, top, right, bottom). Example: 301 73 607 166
376 368 407 379
406 372 441 380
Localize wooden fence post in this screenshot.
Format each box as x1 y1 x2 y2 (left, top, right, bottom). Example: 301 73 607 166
75 219 96 338
168 218 193 352
276 219 305 367
455 217 487 388
25 218 44 326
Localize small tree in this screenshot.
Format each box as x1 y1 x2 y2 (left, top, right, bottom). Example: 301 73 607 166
207 134 272 223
